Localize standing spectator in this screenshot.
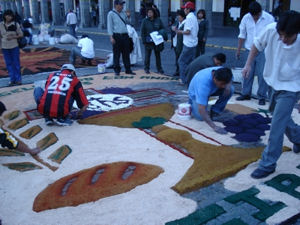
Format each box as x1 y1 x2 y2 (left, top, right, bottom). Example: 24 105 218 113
152 4 160 18
139 3 146 25
107 0 135 75
0 10 23 86
22 18 33 45
66 9 77 38
242 11 300 179
92 8 97 26
141 8 166 74
172 9 186 77
34 64 89 126
177 1 198 84
236 1 274 105
69 34 95 65
186 53 226 86
195 9 208 57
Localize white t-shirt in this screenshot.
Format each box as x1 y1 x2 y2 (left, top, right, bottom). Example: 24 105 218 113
254 23 300 92
183 12 198 47
78 38 95 59
67 12 77 25
238 11 274 50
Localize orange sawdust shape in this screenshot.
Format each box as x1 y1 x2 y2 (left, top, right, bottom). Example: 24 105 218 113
225 104 255 115
7 118 28 130
33 162 164 212
36 133 58 151
79 103 174 128
153 126 265 194
20 125 42 139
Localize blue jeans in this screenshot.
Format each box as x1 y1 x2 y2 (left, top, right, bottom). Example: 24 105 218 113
258 89 300 172
190 86 234 120
69 24 76 38
178 45 196 84
2 47 21 83
242 51 268 100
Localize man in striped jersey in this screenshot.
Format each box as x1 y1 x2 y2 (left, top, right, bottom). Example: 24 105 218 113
34 64 89 126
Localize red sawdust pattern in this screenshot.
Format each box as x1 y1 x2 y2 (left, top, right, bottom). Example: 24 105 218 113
33 162 164 212
0 47 105 77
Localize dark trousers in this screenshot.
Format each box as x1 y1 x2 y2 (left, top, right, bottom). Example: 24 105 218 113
144 46 162 71
2 47 21 83
196 40 206 57
113 33 131 73
69 24 76 38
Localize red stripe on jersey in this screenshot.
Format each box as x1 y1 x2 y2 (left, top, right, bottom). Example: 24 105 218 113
38 73 54 115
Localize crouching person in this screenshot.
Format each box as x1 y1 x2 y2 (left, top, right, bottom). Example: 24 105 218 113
69 34 95 65
34 64 89 126
188 67 234 134
0 101 41 155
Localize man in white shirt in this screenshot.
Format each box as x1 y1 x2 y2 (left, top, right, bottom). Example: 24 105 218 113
69 34 95 65
176 1 198 84
242 11 300 179
66 9 77 38
236 1 274 105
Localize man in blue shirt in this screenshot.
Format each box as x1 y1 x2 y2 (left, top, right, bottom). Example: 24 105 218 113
188 67 234 134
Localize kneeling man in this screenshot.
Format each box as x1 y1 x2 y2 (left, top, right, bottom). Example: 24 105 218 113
188 67 234 134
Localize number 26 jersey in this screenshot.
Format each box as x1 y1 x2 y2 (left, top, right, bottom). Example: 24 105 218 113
38 70 89 118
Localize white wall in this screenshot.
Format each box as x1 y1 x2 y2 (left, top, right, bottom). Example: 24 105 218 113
291 0 300 12
171 0 180 12
212 0 224 12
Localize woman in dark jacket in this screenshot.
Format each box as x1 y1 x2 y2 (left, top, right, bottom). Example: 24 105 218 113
196 9 208 57
141 8 166 74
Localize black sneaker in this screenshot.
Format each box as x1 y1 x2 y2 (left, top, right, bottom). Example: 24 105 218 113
236 95 251 101
157 70 164 75
144 69 150 74
45 118 55 126
56 118 73 126
251 168 275 179
125 71 136 75
258 99 266 105
115 72 120 76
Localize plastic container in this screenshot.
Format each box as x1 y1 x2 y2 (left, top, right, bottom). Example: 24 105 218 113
177 103 191 120
49 37 55 45
97 63 106 74
33 35 39 45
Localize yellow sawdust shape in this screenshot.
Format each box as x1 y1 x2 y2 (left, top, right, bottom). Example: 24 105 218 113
225 104 255 115
4 110 20 120
79 103 174 128
37 133 58 150
20 125 42 139
7 118 28 130
154 126 266 194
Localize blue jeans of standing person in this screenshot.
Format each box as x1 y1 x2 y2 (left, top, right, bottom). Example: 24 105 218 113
190 86 234 120
2 47 21 83
69 24 76 38
258 89 300 172
178 45 196 84
242 51 268 100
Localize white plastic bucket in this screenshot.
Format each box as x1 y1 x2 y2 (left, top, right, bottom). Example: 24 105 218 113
44 34 50 41
38 35 44 42
33 35 39 45
177 103 191 120
49 37 55 45
97 64 106 74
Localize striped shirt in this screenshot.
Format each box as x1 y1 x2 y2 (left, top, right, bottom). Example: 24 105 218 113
0 127 18 149
38 70 88 118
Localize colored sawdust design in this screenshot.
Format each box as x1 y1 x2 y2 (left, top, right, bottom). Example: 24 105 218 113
23 109 43 121
132 116 166 129
99 87 133 94
19 125 42 139
124 88 175 102
153 126 264 194
4 110 20 120
167 187 285 224
7 118 28 130
0 148 25 156
225 104 255 115
0 47 105 77
3 162 42 172
37 133 58 150
48 145 72 164
79 103 174 128
33 162 163 212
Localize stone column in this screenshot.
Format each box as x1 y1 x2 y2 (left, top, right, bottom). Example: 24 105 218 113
125 0 135 26
23 0 31 19
157 0 168 27
40 0 50 23
30 0 40 24
98 0 110 29
64 0 73 16
16 0 23 18
51 0 61 25
10 0 17 12
0 0 6 11
79 0 90 27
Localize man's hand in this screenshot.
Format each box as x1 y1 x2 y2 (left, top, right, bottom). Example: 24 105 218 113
236 49 241 60
29 147 42 155
242 64 251 78
110 36 115 45
213 126 228 135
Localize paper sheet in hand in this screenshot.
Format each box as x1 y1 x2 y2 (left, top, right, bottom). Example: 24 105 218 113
150 31 164 46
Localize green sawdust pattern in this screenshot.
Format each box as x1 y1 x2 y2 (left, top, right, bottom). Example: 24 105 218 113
132 116 166 129
0 148 25 156
3 162 42 172
4 110 20 120
48 145 72 164
37 133 58 150
7 118 28 130
153 126 265 194
20 125 42 139
79 103 174 128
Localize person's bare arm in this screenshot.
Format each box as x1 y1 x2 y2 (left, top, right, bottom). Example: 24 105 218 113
76 104 89 118
176 29 191 35
242 44 259 78
198 105 227 134
236 38 245 59
17 142 41 155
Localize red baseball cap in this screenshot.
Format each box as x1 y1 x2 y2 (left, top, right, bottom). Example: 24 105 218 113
181 1 195 10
